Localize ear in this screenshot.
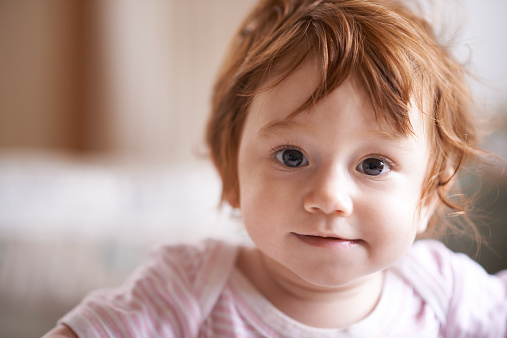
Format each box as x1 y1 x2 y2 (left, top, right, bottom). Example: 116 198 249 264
439 165 457 189
417 196 439 234
416 165 455 234
224 188 240 209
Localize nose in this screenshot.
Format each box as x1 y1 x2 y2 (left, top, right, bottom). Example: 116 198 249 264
303 166 353 216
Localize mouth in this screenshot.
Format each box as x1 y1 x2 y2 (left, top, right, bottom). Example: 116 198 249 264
292 233 361 248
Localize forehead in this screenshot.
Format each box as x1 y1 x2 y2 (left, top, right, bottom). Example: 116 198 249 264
250 60 322 126
246 60 430 143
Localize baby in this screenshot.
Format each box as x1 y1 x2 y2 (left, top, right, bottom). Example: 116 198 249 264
46 0 507 336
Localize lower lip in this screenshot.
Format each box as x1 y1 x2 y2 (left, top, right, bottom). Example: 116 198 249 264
294 234 360 249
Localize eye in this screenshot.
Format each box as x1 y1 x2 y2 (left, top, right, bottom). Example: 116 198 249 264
274 148 309 168
357 157 391 176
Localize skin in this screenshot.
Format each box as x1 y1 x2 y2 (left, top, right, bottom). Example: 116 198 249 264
235 60 434 328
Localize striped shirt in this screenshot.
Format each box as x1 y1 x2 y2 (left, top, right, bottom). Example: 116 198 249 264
60 239 507 337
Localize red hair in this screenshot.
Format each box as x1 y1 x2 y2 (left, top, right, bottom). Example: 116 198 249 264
206 0 483 236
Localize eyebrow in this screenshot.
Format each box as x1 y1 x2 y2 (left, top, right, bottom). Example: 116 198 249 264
258 118 401 140
258 119 298 138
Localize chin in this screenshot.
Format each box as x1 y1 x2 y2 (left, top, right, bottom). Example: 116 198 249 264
295 266 375 289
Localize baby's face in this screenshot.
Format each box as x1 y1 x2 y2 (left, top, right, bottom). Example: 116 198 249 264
236 61 433 289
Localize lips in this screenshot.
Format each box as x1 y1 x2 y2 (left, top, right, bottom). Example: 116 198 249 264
293 233 361 248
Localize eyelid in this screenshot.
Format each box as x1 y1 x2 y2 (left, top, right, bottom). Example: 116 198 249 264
361 154 396 168
271 144 305 154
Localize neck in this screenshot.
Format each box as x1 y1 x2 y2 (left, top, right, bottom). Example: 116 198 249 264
237 247 385 329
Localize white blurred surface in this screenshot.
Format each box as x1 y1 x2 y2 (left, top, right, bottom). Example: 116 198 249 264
0 151 245 242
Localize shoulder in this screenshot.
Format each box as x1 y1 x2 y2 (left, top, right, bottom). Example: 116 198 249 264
395 239 507 301
59 238 240 337
398 239 506 287
392 240 507 335
120 238 239 306
145 238 230 283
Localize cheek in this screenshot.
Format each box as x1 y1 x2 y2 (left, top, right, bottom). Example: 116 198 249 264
238 168 303 244
239 179 281 248
240 171 288 220
238 158 268 217
361 183 423 237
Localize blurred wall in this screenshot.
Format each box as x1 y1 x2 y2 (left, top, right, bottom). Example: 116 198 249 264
0 1 85 151
463 0 507 107
0 0 257 163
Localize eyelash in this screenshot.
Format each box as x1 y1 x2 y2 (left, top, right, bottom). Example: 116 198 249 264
270 144 305 156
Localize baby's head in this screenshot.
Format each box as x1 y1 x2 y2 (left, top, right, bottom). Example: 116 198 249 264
206 0 480 237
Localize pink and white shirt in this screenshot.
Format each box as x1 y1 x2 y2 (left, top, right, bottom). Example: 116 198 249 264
60 239 507 337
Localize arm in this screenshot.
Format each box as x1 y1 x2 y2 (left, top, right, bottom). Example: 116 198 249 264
42 324 78 338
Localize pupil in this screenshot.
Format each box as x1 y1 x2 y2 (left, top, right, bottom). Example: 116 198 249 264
282 150 303 167
363 158 384 175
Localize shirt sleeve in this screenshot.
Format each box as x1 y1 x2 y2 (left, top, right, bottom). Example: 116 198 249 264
59 242 210 338
405 240 507 337
439 243 507 337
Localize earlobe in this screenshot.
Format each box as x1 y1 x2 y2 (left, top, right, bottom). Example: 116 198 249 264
416 207 431 234
417 195 439 234
439 165 457 190
224 189 240 209
416 165 455 234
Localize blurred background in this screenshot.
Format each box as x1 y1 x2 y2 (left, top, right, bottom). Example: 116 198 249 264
0 0 506 336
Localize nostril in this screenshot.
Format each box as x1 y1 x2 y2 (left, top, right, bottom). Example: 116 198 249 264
303 189 353 216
